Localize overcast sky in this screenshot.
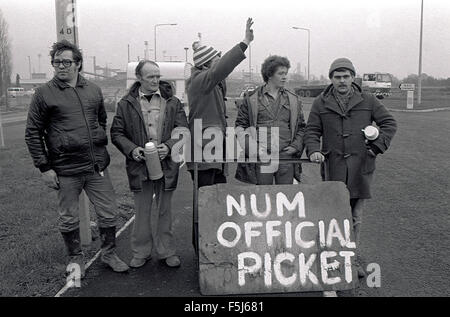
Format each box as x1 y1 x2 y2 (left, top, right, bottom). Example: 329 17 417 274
1 0 449 80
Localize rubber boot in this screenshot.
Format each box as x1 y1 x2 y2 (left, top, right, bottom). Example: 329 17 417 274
99 226 129 273
61 229 85 279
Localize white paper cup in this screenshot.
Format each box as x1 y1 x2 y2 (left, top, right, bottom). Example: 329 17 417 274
362 126 379 141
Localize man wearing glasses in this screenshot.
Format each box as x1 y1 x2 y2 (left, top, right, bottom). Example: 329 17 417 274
25 40 129 278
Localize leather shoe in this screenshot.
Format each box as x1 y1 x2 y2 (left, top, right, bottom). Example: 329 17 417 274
165 255 181 268
130 256 151 268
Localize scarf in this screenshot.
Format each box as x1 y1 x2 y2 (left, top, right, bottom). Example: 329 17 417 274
332 85 354 113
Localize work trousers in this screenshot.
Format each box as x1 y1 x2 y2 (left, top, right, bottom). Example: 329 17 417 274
350 198 365 248
131 179 176 260
56 169 117 232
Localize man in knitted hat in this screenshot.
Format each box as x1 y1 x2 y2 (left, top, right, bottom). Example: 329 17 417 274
304 57 397 278
187 17 254 186
187 18 253 254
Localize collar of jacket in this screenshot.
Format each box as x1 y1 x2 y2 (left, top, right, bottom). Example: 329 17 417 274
127 80 173 101
246 85 298 141
123 80 173 141
51 74 88 89
320 82 364 115
261 84 287 97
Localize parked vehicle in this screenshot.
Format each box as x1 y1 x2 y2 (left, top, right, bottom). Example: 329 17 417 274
239 84 257 98
358 72 392 99
24 88 35 96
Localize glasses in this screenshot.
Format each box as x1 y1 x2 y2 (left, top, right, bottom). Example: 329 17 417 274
52 59 76 68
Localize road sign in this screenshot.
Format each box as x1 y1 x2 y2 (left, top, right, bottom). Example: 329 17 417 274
55 0 92 245
399 83 415 91
55 0 78 44
407 90 414 109
198 182 357 295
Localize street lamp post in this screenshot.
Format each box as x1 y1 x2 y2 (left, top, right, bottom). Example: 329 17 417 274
144 41 149 60
144 41 154 61
28 56 32 79
89 56 97 80
154 23 177 61
418 0 424 105
249 43 252 83
38 53 42 73
184 47 189 62
292 26 310 82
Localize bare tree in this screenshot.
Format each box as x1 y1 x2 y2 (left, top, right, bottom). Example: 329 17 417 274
0 9 12 109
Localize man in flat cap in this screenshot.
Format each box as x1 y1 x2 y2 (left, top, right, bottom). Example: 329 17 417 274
304 57 397 277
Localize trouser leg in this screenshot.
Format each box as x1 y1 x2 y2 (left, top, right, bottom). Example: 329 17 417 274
256 164 275 185
83 169 118 229
56 175 84 233
131 180 155 259
189 168 227 187
189 168 226 255
351 198 366 278
152 181 176 259
350 198 365 248
274 163 295 184
81 170 128 272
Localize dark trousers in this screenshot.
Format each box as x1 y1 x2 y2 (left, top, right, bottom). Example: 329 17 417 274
189 168 227 256
189 168 227 188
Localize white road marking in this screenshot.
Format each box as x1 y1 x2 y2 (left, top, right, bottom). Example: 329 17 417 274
54 215 136 297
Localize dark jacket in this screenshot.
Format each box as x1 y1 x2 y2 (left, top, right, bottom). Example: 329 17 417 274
234 86 306 184
304 83 397 199
110 81 188 192
25 75 110 176
186 43 247 171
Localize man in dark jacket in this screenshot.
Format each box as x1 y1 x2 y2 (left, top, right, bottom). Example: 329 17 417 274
187 17 254 187
235 55 306 184
111 60 188 268
304 57 397 277
25 40 129 277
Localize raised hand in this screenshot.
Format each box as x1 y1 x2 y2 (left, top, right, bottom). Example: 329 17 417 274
243 17 254 45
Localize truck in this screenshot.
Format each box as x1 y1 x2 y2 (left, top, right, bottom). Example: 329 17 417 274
358 72 392 99
294 72 392 99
